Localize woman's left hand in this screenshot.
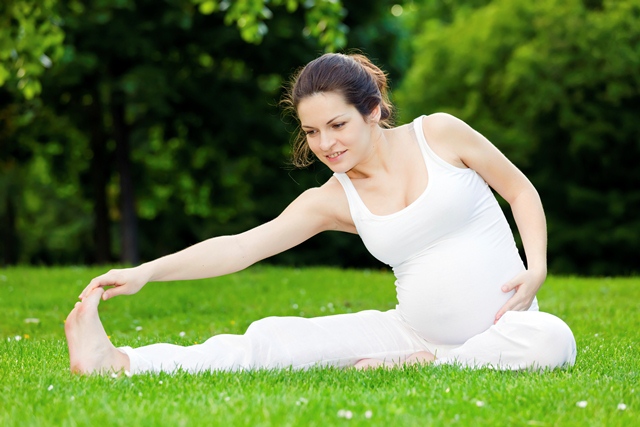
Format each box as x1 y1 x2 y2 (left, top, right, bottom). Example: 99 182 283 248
494 270 545 324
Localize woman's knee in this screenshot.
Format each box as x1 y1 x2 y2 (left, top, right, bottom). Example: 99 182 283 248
537 312 576 368
509 311 577 369
243 317 301 367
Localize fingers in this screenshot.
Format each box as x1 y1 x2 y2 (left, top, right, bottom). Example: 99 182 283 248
102 285 131 301
501 273 524 293
495 298 518 323
494 303 511 324
79 270 124 300
79 280 105 300
495 293 534 323
496 270 541 323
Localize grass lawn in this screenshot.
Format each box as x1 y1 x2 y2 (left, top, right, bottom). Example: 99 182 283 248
0 265 637 426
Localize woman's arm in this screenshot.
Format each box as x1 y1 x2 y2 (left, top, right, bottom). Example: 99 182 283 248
80 184 350 301
422 113 547 322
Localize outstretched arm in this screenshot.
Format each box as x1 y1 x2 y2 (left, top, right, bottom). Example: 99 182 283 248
80 186 347 300
422 113 547 322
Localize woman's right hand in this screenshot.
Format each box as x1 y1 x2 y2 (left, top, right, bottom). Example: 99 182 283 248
79 266 151 301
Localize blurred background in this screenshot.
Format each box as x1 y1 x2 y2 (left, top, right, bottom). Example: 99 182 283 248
1 0 638 275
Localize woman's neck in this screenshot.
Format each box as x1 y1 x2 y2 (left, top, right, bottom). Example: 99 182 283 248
345 125 399 180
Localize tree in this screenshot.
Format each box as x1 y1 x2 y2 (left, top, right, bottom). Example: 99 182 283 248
2 0 410 267
1 0 349 265
396 0 640 275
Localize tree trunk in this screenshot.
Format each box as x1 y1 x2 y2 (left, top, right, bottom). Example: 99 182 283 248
1 187 19 265
111 93 139 265
88 87 112 264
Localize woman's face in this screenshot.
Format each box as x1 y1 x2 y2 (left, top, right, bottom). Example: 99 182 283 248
297 91 377 174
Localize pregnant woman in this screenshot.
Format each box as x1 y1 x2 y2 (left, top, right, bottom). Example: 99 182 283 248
65 53 576 374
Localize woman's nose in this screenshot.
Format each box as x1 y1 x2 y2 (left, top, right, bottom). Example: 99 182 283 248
319 133 334 151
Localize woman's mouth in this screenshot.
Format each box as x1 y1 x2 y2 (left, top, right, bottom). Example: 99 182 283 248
327 150 346 160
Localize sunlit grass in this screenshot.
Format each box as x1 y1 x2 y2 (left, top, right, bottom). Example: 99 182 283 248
0 266 637 426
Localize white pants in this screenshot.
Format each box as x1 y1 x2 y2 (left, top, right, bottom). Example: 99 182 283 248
119 309 576 374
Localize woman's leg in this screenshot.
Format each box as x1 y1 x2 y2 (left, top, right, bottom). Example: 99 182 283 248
120 309 428 374
433 311 577 370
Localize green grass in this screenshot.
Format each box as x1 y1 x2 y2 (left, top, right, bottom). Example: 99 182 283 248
0 266 637 426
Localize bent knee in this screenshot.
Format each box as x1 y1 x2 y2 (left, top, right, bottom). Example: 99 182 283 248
509 311 577 369
538 312 576 368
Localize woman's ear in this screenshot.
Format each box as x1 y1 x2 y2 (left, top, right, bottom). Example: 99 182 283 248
369 104 382 124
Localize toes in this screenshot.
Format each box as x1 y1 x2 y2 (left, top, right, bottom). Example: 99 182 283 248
82 287 105 306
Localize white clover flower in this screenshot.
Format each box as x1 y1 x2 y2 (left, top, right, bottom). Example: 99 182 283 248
47 385 54 391
14 335 21 341
124 370 132 377
337 410 353 419
292 304 299 309
475 400 485 407
365 410 373 419
179 331 186 337
576 401 588 408
159 381 163 385
110 373 118 379
617 403 627 411
135 326 143 331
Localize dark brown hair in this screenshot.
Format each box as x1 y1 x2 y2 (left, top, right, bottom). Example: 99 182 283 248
282 53 394 168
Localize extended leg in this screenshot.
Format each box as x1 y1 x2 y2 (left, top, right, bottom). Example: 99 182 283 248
120 309 428 374
65 288 130 374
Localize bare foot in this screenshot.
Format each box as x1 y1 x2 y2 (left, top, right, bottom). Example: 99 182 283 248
404 351 435 365
354 351 435 370
354 358 395 370
65 288 130 375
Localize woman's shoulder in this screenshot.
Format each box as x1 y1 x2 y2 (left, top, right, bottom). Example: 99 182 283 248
291 177 356 233
418 113 474 168
420 112 470 135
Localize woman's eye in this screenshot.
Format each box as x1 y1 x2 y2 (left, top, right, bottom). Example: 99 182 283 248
333 122 345 129
304 130 316 136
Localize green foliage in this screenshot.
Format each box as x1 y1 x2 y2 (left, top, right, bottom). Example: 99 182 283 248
0 0 65 99
1 0 404 266
1 266 638 425
397 0 640 275
0 0 348 99
207 0 349 51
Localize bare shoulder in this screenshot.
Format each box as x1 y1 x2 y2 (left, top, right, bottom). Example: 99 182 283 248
289 177 356 234
420 112 492 168
421 112 471 136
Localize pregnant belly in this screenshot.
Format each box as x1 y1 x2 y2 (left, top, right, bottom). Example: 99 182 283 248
396 289 511 345
393 262 521 345
392 232 526 344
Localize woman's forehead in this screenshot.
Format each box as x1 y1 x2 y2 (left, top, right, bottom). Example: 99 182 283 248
297 92 353 124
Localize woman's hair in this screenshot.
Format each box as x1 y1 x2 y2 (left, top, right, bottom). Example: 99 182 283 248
282 53 394 168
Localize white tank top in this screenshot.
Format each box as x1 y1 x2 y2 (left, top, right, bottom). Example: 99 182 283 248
334 116 538 345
